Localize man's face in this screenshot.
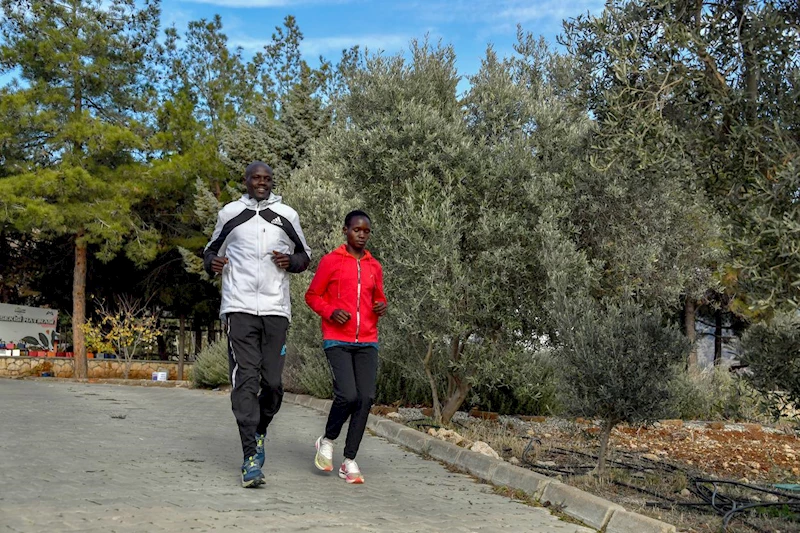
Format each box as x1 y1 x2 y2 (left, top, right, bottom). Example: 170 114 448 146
245 166 273 201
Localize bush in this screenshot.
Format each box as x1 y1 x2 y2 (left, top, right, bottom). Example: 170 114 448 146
669 366 766 422
289 349 333 398
191 338 229 388
469 349 561 416
553 297 689 473
375 356 433 406
742 312 800 418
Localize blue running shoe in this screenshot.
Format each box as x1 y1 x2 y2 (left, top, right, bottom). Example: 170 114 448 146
255 433 266 468
241 456 265 488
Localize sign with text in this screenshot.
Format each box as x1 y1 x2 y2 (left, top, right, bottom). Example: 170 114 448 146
0 303 59 350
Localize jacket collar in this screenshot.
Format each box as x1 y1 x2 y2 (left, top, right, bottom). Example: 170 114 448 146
333 244 373 260
239 193 281 208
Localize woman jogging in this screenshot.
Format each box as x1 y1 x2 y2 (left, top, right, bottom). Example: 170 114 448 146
304 210 387 484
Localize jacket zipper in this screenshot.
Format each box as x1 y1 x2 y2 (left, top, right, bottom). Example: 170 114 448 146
355 258 361 342
255 204 261 315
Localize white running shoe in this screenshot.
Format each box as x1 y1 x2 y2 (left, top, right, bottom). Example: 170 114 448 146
338 458 364 484
314 436 334 472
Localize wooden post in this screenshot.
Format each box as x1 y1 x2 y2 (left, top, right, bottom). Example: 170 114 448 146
178 315 185 381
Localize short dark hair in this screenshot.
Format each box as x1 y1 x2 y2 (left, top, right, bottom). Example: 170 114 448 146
344 210 371 228
245 161 272 179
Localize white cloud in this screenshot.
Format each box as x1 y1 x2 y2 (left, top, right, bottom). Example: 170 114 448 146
397 0 603 25
177 0 346 7
497 0 604 22
300 34 411 56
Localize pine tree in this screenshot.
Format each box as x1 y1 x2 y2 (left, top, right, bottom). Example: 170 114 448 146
0 0 162 377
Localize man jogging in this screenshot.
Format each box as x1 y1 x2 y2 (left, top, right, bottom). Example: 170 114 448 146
204 161 311 487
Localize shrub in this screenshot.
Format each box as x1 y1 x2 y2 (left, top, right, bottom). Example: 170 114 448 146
554 297 689 473
469 349 561 416
742 312 800 418
669 366 766 422
375 356 433 406
289 349 333 398
191 338 229 388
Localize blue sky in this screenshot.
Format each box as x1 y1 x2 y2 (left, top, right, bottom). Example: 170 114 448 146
164 0 606 88
0 1 607 91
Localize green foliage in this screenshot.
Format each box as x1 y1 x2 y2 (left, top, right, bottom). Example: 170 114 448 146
285 348 333 399
554 297 689 426
469 348 561 416
2 1 797 427
668 366 766 422
563 0 800 313
299 36 587 422
0 0 165 373
374 358 434 407
191 338 229 389
220 15 330 180
742 312 800 415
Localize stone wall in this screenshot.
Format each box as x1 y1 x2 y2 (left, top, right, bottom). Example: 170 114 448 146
0 357 193 380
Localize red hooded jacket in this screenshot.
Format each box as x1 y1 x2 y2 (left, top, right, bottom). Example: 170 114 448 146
305 245 387 343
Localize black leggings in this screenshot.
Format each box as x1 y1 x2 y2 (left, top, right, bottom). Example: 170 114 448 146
323 344 379 460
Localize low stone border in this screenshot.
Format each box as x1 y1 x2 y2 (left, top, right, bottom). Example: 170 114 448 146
285 392 676 533
9 376 193 388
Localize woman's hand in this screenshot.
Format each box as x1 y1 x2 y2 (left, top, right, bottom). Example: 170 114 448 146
373 301 387 317
330 309 351 324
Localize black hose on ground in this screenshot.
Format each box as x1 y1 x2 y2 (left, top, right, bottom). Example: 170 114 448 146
520 436 800 532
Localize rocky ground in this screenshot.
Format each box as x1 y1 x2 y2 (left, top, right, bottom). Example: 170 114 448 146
373 406 800 533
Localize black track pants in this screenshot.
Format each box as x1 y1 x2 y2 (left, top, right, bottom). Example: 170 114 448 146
226 313 288 460
323 344 379 460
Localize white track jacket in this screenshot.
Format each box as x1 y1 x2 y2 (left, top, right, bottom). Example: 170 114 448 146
204 193 311 320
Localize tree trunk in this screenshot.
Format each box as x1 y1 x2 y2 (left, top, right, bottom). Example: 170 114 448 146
422 340 442 423
178 315 186 381
156 318 166 359
734 0 760 126
207 320 217 343
685 298 698 371
193 319 202 357
714 309 723 366
440 377 471 424
157 332 166 360
72 235 88 379
592 419 616 476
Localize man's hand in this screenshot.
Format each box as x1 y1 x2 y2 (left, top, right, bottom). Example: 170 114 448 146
271 250 290 270
330 309 351 324
210 255 229 274
373 301 388 317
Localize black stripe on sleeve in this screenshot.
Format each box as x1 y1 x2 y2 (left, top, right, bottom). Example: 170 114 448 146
259 209 310 273
203 209 256 275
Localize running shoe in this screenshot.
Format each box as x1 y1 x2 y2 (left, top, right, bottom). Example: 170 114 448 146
338 458 364 484
314 436 334 472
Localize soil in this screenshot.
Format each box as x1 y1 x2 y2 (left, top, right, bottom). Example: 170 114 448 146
380 407 800 533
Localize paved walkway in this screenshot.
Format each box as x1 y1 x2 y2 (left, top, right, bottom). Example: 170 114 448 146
0 380 592 532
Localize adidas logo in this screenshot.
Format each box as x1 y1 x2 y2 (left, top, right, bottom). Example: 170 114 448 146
270 217 283 227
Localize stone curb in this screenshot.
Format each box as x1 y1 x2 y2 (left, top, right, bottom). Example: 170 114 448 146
9 376 193 388
287 393 676 533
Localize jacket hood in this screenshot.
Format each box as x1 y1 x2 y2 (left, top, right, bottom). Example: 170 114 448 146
239 192 281 208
